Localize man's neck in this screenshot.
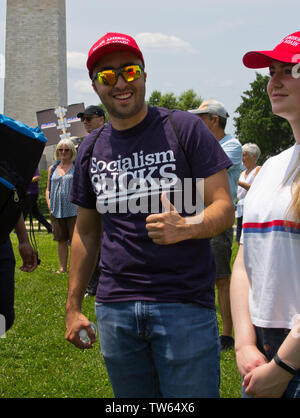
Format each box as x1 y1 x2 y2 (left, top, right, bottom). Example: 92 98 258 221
215 130 226 141
110 103 148 131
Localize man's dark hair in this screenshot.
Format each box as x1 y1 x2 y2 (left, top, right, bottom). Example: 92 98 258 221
208 114 227 130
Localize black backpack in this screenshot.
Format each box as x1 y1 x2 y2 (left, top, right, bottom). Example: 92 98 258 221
0 114 46 245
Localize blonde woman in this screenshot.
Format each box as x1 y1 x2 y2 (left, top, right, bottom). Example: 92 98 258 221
46 139 77 273
231 31 300 397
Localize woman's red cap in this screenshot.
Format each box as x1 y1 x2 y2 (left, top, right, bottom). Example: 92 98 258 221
243 31 300 68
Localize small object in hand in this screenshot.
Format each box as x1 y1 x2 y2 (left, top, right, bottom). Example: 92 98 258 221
79 322 97 344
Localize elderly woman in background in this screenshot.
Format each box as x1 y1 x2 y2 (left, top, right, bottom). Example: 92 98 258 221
46 139 77 274
236 143 261 243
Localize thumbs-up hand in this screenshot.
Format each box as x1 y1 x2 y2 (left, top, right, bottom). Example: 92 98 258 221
145 192 188 245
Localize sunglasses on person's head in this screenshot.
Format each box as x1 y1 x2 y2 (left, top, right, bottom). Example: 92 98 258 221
92 64 144 86
80 115 100 122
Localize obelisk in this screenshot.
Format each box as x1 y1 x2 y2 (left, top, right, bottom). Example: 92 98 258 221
4 0 67 128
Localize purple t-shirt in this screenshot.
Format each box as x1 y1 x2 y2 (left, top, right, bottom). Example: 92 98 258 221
70 106 232 309
27 168 39 195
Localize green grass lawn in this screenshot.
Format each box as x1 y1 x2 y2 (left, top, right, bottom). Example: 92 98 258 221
0 231 241 398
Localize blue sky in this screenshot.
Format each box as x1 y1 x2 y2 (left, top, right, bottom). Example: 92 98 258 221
1 0 300 133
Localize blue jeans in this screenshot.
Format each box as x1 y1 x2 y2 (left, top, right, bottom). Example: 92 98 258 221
242 327 300 398
95 301 220 398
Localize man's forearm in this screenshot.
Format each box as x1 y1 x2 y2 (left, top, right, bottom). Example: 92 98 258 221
66 207 102 314
15 213 29 243
186 199 234 239
66 232 100 313
186 169 235 239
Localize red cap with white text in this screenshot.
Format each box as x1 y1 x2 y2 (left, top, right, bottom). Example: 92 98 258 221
87 32 145 78
243 31 300 68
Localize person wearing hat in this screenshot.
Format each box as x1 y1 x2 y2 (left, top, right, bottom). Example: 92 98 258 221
77 105 105 135
65 32 235 398
189 100 242 352
230 31 300 398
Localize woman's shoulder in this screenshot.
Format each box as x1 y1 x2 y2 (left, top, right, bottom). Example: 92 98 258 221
48 161 60 172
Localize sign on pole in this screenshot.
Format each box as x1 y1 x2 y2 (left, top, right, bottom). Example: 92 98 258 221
36 103 87 146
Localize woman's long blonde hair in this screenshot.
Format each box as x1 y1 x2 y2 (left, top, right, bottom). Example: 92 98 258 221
285 151 300 222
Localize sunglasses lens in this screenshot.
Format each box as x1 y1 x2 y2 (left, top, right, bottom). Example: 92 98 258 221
122 65 142 82
97 65 142 85
98 70 116 85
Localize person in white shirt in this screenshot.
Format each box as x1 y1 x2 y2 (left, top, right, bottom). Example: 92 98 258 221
230 31 300 398
236 143 261 244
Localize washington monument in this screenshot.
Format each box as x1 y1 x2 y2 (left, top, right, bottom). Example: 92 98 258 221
4 0 67 128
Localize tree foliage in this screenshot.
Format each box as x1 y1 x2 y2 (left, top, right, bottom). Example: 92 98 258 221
147 89 202 111
37 170 49 216
234 73 294 163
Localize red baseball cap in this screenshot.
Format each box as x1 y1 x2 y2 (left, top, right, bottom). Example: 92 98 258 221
243 31 300 68
87 32 145 79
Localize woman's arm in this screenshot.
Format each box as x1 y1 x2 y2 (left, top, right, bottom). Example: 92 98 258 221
243 317 300 397
230 245 267 377
45 165 52 212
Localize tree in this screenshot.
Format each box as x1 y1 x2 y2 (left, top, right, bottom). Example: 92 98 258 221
147 90 162 107
147 89 202 111
177 89 202 111
159 92 178 109
234 73 293 163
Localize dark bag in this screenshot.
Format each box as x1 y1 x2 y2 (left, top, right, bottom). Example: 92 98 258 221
0 114 46 245
48 161 60 194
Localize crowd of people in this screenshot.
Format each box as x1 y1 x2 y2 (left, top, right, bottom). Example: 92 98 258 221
1 29 300 399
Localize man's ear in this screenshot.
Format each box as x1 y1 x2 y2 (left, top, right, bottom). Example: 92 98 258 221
92 81 97 93
144 72 147 81
212 115 219 128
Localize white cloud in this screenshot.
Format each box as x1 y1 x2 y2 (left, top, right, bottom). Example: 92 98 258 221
136 33 197 53
67 51 87 69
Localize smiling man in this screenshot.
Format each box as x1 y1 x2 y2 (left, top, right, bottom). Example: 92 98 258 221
65 32 235 398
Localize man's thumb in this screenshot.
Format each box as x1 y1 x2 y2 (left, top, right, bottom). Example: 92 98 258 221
161 191 177 213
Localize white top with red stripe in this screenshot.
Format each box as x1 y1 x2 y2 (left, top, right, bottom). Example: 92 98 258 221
242 144 300 329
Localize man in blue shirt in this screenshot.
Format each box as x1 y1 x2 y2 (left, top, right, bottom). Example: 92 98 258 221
189 100 242 351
